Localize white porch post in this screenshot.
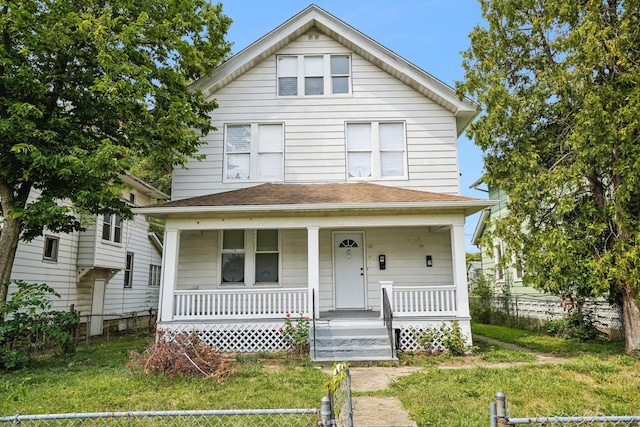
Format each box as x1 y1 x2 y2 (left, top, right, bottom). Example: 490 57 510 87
159 229 180 322
307 226 320 319
451 223 470 318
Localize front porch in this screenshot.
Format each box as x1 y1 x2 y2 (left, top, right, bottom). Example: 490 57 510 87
158 283 469 359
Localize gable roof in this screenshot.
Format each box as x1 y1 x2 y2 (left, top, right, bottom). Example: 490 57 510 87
136 182 494 217
191 4 478 136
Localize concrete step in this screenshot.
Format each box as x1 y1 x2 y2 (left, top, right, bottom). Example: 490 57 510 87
311 321 396 361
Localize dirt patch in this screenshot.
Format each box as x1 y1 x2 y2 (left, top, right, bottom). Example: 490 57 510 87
352 396 417 427
348 366 423 392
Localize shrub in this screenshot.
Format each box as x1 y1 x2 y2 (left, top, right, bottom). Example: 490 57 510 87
0 280 79 370
418 321 472 356
279 312 310 355
547 295 602 342
128 330 236 381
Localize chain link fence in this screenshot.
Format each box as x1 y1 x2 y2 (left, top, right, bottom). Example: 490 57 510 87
490 392 640 426
0 409 318 426
1 368 353 427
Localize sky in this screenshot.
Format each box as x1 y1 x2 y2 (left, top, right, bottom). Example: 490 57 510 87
220 0 487 252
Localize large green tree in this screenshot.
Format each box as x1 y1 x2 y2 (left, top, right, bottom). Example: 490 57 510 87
459 0 640 353
0 0 232 305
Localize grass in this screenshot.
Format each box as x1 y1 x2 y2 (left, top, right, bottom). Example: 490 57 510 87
2 327 639 427
471 322 625 356
0 334 328 415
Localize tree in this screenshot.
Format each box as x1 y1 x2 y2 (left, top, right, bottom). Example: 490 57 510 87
458 0 640 353
0 0 232 306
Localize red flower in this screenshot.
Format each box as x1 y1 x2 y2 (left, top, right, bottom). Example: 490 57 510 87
299 311 304 317
290 326 295 330
304 316 309 321
278 327 283 332
286 313 291 318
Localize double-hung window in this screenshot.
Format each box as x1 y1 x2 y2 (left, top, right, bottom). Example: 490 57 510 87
278 54 351 96
124 252 134 288
43 236 59 261
221 230 245 283
255 230 279 283
220 230 280 285
346 122 407 179
225 123 284 181
148 264 161 287
102 214 122 243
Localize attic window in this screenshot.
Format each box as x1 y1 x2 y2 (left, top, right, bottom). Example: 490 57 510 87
277 54 351 97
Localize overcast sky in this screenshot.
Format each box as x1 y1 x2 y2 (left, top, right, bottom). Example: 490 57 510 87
220 0 487 251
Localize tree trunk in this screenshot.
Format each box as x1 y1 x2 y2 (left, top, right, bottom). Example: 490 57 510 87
0 210 21 308
622 284 640 355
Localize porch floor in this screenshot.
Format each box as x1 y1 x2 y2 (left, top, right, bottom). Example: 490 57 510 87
319 310 381 320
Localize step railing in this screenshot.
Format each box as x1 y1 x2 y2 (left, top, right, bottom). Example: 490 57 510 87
382 287 396 358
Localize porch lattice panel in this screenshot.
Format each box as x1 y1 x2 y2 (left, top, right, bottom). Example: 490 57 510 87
398 325 447 353
165 323 292 353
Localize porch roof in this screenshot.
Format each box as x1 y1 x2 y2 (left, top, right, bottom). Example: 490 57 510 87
136 183 495 218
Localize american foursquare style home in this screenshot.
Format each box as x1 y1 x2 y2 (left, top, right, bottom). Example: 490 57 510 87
136 5 493 361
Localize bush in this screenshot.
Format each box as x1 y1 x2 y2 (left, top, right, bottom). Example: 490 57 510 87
0 280 79 370
418 321 472 356
279 312 310 355
128 330 236 381
547 295 602 342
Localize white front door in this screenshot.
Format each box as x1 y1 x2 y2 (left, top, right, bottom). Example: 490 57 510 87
90 278 106 336
334 232 366 309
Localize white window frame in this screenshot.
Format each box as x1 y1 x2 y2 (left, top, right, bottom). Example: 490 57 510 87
124 252 134 288
345 121 408 180
148 264 161 287
218 229 281 287
43 235 59 262
494 244 504 281
102 213 122 244
223 123 285 182
277 54 351 97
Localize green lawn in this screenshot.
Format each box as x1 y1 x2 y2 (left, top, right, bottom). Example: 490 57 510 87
2 328 639 427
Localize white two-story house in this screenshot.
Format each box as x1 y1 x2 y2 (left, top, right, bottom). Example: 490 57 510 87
137 5 493 360
9 173 167 337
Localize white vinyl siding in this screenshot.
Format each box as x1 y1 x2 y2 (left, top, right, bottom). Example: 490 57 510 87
346 121 406 180
224 123 284 182
172 33 461 198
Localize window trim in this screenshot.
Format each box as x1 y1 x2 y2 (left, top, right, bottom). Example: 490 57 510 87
102 213 122 244
148 264 161 287
218 229 282 287
124 252 134 288
345 121 408 181
43 235 59 262
277 54 352 97
223 123 285 183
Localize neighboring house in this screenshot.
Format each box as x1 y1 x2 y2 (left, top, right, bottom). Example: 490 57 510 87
8 173 168 337
137 5 493 361
470 181 525 294
466 261 482 290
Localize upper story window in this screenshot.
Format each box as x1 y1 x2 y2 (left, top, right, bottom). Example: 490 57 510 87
346 122 407 180
102 214 122 243
225 123 284 182
43 236 59 261
277 54 351 96
124 252 134 288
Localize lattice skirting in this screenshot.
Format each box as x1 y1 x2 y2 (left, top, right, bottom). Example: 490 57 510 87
395 320 472 352
158 322 292 353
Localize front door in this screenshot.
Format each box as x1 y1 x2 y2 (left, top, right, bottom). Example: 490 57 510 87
90 278 106 336
334 232 366 309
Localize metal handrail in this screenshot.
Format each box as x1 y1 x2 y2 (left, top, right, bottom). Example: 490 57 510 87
382 288 396 358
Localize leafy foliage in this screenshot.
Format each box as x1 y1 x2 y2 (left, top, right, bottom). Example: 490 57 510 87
279 312 310 355
0 0 233 303
418 321 472 356
547 291 603 342
0 280 79 370
128 330 236 381
458 0 640 352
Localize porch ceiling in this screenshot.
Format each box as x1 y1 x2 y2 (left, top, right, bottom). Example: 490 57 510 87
136 183 495 218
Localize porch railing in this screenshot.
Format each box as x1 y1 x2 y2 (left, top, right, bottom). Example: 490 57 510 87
173 288 308 320
380 283 457 317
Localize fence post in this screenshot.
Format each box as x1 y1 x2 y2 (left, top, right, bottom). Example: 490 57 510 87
490 401 497 427
320 396 331 426
495 391 514 427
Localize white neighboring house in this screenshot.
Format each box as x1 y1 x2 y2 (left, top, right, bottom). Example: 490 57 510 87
136 5 494 360
8 173 168 337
